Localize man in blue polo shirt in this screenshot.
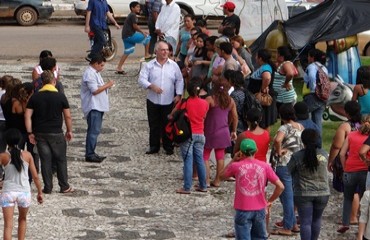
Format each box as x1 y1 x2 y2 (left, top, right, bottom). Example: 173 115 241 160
85 0 120 60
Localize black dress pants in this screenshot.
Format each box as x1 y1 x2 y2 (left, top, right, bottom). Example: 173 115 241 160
147 99 174 151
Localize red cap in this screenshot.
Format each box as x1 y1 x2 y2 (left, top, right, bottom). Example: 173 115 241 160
221 1 236 11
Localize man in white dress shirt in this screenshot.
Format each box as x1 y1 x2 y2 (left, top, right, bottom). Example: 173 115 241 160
154 0 180 53
138 41 184 155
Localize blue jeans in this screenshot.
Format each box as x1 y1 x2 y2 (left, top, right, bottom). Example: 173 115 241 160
180 134 207 191
342 171 367 225
303 94 325 135
276 166 296 229
295 195 329 240
35 132 70 192
234 209 268 240
91 25 106 56
86 110 104 157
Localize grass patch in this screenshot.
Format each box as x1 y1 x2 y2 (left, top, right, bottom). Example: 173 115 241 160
269 77 340 152
361 56 370 66
266 58 370 152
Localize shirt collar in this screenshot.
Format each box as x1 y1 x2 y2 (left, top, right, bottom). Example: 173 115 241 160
39 84 58 92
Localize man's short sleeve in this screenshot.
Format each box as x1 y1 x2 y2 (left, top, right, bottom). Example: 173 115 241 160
26 95 35 109
60 94 70 109
86 0 94 11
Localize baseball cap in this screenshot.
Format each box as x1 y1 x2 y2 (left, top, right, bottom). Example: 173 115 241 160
221 2 236 11
240 139 257 155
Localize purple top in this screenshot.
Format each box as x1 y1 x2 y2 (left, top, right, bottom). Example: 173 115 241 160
204 105 231 149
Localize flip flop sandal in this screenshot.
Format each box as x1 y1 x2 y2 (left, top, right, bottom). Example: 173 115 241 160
270 229 294 236
175 188 191 194
195 187 207 193
115 71 126 75
61 187 75 194
224 231 235 238
337 226 349 234
210 182 220 188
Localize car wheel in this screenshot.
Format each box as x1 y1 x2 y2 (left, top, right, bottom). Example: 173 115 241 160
16 7 38 26
363 42 370 56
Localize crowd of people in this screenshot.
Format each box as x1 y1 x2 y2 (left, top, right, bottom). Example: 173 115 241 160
129 0 370 238
1 0 370 239
0 47 116 238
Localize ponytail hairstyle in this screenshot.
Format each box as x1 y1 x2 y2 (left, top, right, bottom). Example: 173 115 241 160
246 108 262 130
18 82 34 103
257 49 276 73
4 128 23 172
344 100 361 124
187 77 202 97
301 129 319 173
277 46 295 61
360 115 370 135
212 78 231 109
308 48 326 65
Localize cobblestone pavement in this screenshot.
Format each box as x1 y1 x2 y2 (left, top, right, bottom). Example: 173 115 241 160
0 58 359 239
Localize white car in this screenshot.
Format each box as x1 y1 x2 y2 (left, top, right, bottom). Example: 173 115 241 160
74 0 226 20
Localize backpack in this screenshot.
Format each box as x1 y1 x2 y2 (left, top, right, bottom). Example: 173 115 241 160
242 89 263 126
165 99 192 144
314 63 330 101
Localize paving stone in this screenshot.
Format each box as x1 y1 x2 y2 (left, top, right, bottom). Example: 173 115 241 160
0 59 354 240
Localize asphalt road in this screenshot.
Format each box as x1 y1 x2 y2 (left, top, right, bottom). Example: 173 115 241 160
0 21 126 61
0 19 220 62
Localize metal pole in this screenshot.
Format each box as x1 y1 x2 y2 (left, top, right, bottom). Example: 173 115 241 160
261 0 263 34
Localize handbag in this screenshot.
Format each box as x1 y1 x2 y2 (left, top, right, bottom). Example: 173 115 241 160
332 155 344 192
255 91 272 106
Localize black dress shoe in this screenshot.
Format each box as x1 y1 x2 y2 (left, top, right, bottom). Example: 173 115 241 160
95 154 106 160
165 150 174 155
85 156 104 163
145 148 159 154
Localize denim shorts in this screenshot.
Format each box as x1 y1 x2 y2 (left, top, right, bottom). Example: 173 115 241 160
1 191 31 208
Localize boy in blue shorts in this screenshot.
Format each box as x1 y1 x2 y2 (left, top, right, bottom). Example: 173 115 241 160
116 1 151 74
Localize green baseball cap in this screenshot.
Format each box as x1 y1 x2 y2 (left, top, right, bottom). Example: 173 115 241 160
240 139 257 155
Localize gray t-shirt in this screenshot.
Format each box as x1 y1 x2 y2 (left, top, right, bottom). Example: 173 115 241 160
122 12 137 39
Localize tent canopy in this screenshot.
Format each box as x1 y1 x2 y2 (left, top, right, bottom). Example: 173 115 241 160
251 0 370 52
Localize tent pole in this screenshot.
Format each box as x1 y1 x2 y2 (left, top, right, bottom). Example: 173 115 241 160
261 0 263 34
